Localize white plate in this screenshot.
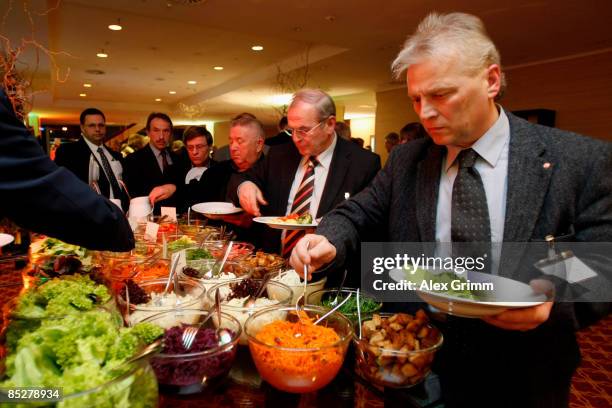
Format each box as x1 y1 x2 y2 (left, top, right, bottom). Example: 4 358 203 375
0 233 15 247
253 216 318 230
389 268 548 318
191 202 243 219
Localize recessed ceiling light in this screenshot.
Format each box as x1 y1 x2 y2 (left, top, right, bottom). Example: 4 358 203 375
155 98 162 102
169 91 176 94
251 45 264 51
187 80 197 85
96 50 108 58
213 66 224 71
79 93 87 97
108 18 122 31
61 126 68 131
83 83 92 88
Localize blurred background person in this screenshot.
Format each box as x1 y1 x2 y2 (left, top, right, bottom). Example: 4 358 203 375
384 131 400 153
399 121 427 144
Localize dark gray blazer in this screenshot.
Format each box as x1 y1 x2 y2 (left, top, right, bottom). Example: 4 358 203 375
317 111 612 405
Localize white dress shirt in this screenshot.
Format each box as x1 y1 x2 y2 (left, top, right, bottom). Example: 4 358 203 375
436 107 510 244
83 137 123 199
285 134 337 218
185 166 208 184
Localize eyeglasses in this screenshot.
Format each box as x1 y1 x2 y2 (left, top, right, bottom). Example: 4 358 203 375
286 116 330 138
186 144 208 152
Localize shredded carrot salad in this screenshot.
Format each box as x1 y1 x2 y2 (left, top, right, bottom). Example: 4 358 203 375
249 313 346 391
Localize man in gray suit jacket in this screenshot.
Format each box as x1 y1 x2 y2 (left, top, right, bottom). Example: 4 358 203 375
290 12 611 408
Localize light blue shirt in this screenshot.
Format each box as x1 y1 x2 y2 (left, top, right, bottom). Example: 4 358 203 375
435 107 510 244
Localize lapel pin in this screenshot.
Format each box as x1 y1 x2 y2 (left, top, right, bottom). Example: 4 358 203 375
543 162 552 169
344 192 350 200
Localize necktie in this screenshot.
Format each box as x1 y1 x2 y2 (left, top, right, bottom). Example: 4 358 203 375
97 147 122 198
281 156 318 257
160 150 169 174
451 148 491 272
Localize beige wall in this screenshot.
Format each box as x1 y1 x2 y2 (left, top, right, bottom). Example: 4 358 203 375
502 51 612 142
213 121 230 147
374 88 419 163
374 51 612 164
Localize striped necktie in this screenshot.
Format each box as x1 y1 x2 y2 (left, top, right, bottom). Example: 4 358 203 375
281 156 318 257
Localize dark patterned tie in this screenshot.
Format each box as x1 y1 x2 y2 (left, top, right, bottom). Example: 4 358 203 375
281 156 318 257
97 147 122 198
160 149 169 174
451 148 491 242
451 148 491 274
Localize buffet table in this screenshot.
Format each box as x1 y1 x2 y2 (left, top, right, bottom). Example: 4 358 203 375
0 255 443 408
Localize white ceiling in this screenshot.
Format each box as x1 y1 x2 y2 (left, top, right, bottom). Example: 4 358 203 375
3 0 611 125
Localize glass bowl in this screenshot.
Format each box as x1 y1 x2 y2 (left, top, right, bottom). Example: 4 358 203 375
353 312 443 388
106 258 169 294
270 269 327 304
202 241 254 261
245 305 352 393
306 288 383 323
0 358 158 408
240 252 286 279
207 278 293 345
180 260 254 295
142 308 241 394
116 277 206 327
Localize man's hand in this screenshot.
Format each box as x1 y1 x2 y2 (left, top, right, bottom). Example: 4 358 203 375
482 279 555 331
238 181 268 216
289 234 337 281
149 184 176 205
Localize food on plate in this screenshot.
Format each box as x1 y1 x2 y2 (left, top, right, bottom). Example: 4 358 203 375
354 310 443 388
273 213 314 225
405 268 478 300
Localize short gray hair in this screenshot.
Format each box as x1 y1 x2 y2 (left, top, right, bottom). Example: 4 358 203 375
392 12 506 97
288 89 336 121
230 112 265 141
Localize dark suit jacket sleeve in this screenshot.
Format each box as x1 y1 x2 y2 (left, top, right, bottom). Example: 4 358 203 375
0 90 135 251
317 148 394 267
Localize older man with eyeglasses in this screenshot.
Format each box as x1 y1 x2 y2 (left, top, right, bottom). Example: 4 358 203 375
232 89 381 261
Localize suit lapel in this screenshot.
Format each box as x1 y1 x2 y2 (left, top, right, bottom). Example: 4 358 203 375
318 138 350 217
503 114 552 242
146 144 164 181
415 143 444 242
276 145 302 213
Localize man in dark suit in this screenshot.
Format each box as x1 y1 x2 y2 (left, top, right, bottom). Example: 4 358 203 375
0 88 134 251
289 12 611 408
55 108 129 210
123 112 183 214
264 116 291 146
236 89 381 256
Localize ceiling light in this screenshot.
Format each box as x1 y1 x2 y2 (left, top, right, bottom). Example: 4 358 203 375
80 93 87 97
187 80 197 84
169 91 176 94
108 19 122 31
83 83 92 88
61 126 68 131
251 45 263 51
213 66 224 71
155 98 162 102
96 49 108 58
